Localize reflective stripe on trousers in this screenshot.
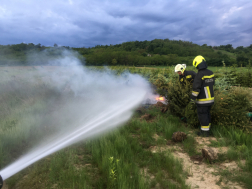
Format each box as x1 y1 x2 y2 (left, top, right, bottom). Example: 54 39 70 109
197 106 212 131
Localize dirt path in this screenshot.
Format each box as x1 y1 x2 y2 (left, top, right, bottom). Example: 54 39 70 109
150 134 245 189
2 182 8 189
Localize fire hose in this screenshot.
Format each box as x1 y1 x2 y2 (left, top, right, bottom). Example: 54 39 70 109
0 175 3 189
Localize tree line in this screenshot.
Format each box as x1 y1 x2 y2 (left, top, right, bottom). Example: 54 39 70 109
0 43 72 65
0 39 252 66
74 39 252 67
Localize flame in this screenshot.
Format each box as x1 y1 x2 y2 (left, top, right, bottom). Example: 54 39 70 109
156 96 164 101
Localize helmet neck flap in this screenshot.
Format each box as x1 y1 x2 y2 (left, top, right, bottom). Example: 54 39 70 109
197 61 208 70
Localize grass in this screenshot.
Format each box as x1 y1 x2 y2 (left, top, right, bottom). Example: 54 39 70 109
3 106 192 189
207 125 252 188
125 65 251 73
213 49 237 60
0 66 191 188
1 66 252 188
6 103 252 188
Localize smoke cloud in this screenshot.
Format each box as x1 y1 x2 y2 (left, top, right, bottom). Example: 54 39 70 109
0 49 152 180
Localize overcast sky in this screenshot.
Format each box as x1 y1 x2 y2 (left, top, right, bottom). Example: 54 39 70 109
0 0 251 48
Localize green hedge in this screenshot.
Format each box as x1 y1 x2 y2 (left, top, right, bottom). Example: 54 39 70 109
223 70 252 87
157 80 251 129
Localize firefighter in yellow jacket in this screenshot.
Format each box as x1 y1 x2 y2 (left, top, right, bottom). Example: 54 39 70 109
190 55 214 137
174 64 196 84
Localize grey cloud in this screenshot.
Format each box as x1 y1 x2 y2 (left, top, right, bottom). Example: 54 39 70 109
0 0 251 47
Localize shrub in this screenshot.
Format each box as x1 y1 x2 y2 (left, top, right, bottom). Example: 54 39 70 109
236 71 252 87
223 70 252 88
211 88 251 129
185 103 199 128
164 80 192 118
165 79 251 129
214 75 232 91
185 88 251 129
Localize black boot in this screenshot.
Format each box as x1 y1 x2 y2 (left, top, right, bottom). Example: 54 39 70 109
197 130 209 137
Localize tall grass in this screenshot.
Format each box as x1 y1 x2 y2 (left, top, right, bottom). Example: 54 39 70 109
2 66 252 188
3 104 192 188
0 83 60 167
210 125 252 188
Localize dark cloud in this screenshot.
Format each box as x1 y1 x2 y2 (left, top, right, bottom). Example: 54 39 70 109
0 0 251 48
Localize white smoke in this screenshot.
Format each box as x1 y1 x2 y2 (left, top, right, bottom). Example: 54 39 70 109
0 49 152 180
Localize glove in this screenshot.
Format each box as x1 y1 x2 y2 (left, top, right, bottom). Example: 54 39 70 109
190 99 196 104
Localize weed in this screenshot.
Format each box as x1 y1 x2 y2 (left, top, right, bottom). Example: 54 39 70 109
216 177 222 185
182 135 199 156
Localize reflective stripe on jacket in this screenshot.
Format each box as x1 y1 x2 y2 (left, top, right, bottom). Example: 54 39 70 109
191 68 215 106
179 70 196 84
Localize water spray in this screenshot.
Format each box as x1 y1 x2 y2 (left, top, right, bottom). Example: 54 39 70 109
0 91 145 181
0 51 156 186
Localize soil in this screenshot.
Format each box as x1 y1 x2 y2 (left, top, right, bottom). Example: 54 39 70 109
2 182 8 189
150 134 245 189
140 113 155 122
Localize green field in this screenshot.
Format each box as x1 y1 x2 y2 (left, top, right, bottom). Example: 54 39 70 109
1 66 252 189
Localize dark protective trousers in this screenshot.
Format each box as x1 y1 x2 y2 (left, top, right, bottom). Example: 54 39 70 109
196 106 212 131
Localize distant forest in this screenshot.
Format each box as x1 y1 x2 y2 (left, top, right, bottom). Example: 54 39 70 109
1 39 252 67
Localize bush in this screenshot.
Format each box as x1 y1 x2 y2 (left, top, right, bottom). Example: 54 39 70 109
185 103 199 128
236 71 252 87
185 88 251 129
223 70 252 88
211 88 251 128
214 75 232 91
166 79 251 129
151 68 176 95
164 80 192 118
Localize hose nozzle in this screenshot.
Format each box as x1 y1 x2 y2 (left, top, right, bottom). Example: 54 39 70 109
0 175 3 189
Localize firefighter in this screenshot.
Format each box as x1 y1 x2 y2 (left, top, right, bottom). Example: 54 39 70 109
0 174 2 189
190 55 214 137
175 64 196 84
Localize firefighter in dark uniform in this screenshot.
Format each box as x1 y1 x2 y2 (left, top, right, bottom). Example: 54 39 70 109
175 64 196 84
190 55 215 137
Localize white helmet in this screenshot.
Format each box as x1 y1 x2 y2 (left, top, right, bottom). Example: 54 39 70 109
175 64 186 74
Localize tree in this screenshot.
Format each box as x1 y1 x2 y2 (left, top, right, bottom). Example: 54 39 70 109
36 43 41 48
112 58 117 65
237 55 249 67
